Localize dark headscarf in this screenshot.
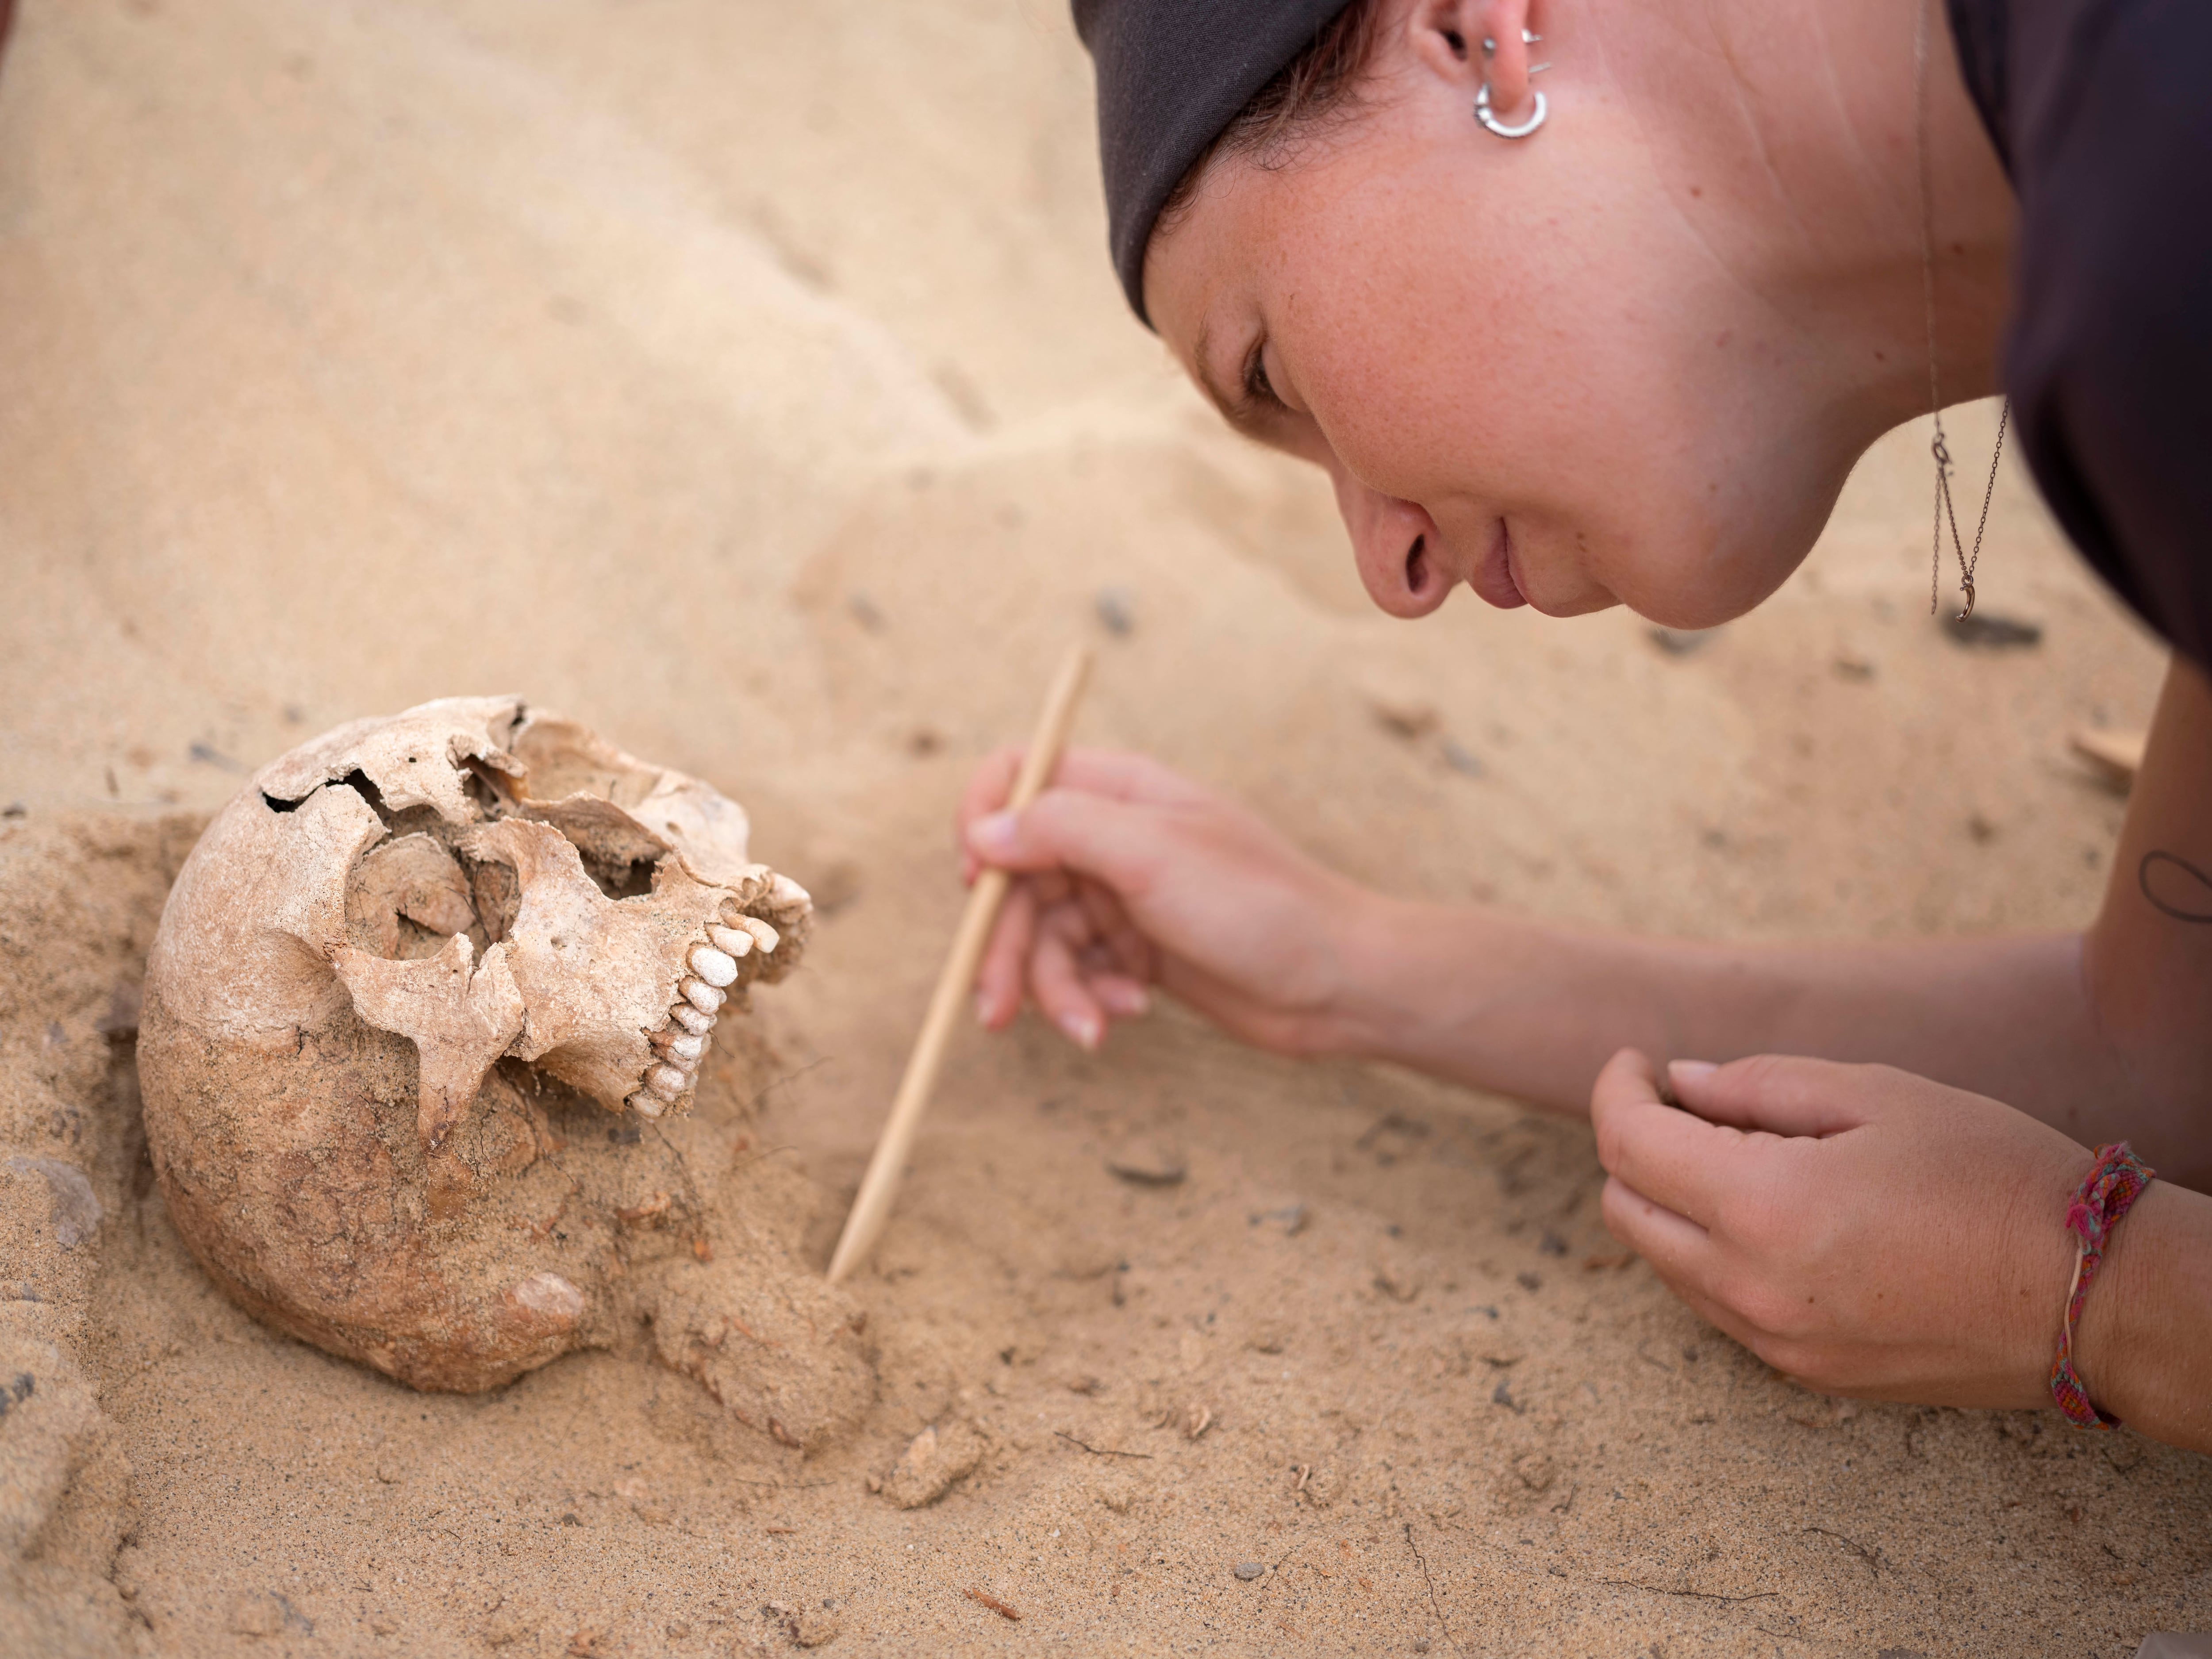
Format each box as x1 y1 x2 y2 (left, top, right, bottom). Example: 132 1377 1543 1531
1074 0 1356 325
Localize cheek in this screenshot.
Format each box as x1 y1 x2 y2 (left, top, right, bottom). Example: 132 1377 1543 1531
1260 157 1850 626
1271 182 1679 594
1278 240 1508 511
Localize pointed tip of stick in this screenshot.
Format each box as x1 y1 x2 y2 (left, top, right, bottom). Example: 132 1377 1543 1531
820 643 1094 1287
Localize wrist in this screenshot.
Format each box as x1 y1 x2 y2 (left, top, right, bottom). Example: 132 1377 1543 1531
1312 889 1461 1065
2070 1181 2210 1448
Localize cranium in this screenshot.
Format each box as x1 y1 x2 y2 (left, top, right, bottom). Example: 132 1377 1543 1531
137 698 872 1447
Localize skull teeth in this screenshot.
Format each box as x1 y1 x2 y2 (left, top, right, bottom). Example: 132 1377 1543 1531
687 944 740 987
705 923 753 958
655 1030 707 1063
628 895 788 1120
728 914 780 954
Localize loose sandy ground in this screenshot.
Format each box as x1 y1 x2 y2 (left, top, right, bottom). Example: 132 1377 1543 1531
1 2 2206 1655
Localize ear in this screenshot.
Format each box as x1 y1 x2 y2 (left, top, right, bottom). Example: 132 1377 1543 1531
1404 0 1540 122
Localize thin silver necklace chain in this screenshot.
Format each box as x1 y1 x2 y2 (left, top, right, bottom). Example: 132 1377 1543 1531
1915 0 2006 621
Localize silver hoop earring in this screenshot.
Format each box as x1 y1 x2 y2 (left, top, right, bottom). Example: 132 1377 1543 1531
1475 82 1547 139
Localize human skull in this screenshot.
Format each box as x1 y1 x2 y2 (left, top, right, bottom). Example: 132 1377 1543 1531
137 698 872 1446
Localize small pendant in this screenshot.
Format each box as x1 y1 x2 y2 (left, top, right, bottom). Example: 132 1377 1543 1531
1957 575 1976 622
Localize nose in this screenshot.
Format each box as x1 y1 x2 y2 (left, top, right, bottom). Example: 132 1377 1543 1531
1328 465 1454 619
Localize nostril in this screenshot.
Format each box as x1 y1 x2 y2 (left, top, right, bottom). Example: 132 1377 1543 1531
1405 534 1429 596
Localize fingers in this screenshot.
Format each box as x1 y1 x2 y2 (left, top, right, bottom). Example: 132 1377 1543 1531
1590 1047 1745 1232
1089 973 1151 1018
975 880 1152 1043
1030 903 1105 1049
1601 1174 1800 1370
975 881 1037 1031
1034 747 1214 806
1600 1172 1714 1297
958 748 1208 834
1075 876 1153 982
1665 1054 1888 1139
964 787 1169 900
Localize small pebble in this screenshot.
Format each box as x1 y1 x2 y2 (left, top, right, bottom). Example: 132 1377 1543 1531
1232 1562 1266 1582
1943 610 2042 649
1365 691 1439 739
1648 626 1715 656
1106 1137 1186 1186
1095 586 1137 636
188 741 244 772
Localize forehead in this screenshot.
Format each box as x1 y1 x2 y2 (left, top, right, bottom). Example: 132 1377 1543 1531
1141 108 1413 361
1141 155 1287 361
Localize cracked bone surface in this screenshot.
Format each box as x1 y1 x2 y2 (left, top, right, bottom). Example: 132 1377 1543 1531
137 697 872 1448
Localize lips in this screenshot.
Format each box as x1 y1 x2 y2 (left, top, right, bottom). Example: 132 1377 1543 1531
1467 520 1529 610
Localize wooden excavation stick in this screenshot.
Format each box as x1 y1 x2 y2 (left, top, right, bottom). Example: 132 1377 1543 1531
826 645 1093 1283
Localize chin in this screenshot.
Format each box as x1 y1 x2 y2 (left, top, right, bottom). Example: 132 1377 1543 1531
1607 515 1811 631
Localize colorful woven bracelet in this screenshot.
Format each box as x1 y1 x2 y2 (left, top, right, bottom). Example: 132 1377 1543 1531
2048 1141 2156 1429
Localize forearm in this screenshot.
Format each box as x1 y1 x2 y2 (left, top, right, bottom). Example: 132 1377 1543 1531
2075 1181 2212 1454
1330 899 2122 1131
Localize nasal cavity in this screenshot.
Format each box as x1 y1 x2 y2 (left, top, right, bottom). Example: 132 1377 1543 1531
1404 534 1430 597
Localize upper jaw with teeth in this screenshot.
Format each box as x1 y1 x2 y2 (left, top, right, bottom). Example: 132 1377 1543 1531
629 877 810 1120
161 695 820 1152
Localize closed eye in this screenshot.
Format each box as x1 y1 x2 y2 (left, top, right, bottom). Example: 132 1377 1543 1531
1241 338 1286 413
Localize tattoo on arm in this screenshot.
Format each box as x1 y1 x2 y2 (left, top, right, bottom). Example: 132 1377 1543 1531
2140 850 2212 924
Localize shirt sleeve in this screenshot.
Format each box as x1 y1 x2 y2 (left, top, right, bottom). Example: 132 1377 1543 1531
2003 0 2212 667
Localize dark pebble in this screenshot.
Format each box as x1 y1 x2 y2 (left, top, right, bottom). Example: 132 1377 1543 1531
1096 587 1137 637
1943 610 2042 649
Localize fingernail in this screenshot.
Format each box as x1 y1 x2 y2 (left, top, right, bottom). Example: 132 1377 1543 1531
1060 1011 1102 1049
969 811 1016 854
1099 983 1149 1018
1668 1059 1718 1084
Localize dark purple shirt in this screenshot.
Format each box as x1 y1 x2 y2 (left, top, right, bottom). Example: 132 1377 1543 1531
1947 0 2212 666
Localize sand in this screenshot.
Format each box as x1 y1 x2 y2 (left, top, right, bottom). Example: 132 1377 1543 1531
0 1 2206 1654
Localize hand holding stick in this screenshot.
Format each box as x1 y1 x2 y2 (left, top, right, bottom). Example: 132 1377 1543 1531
826 645 1093 1283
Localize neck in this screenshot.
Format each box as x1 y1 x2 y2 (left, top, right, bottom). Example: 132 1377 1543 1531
1600 0 2015 441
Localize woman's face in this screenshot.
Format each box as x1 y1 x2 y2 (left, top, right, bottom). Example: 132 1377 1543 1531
1142 10 1885 628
